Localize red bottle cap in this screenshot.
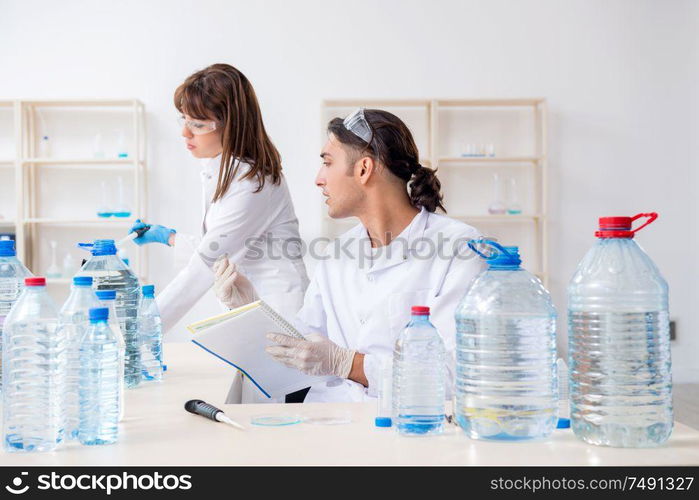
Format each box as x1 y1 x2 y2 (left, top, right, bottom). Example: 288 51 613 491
411 306 430 315
594 213 658 238
25 277 46 286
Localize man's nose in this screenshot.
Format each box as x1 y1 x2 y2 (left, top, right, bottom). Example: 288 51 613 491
315 168 325 187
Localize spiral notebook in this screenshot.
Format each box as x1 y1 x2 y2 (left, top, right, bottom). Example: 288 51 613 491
187 300 326 399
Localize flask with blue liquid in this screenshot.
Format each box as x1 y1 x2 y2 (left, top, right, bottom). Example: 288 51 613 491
392 306 446 436
568 213 672 447
455 240 557 441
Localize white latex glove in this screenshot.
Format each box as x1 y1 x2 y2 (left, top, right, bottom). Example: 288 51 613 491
265 333 356 378
212 255 259 309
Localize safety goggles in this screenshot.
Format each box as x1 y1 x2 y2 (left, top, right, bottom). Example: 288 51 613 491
343 108 373 144
178 115 218 135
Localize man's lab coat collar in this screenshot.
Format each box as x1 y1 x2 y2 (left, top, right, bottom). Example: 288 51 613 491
359 206 429 274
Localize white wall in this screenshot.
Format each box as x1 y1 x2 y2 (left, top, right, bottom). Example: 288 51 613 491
1 0 696 381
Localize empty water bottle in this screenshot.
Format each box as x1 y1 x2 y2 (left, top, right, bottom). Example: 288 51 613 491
568 213 672 447
96 289 125 421
139 285 162 382
392 306 446 436
0 240 32 394
79 307 119 445
455 241 557 441
60 276 101 440
2 277 65 452
78 239 141 388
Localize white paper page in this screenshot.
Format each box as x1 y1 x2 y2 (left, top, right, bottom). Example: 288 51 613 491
190 306 329 399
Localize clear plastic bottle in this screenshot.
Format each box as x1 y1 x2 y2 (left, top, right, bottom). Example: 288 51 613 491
60 275 101 440
96 289 125 421
392 306 446 436
2 277 65 452
455 241 557 441
78 307 119 445
568 213 672 447
0 240 32 394
77 239 141 388
139 285 162 382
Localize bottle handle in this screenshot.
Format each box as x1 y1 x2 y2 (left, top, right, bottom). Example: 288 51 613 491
630 213 658 234
467 239 514 261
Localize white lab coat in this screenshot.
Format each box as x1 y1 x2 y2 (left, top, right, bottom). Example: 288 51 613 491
294 207 485 403
156 155 310 402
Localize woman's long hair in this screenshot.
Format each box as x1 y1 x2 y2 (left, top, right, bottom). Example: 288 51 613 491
174 63 282 201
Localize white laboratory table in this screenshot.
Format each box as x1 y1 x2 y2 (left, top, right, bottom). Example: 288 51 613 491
1 343 698 466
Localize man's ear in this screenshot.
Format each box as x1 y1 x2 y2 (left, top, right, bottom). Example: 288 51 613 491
356 156 375 185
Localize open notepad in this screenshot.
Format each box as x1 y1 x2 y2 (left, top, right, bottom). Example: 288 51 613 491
187 300 327 399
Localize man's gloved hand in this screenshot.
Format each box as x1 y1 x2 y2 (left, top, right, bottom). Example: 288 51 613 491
265 333 356 378
213 255 259 309
129 219 176 246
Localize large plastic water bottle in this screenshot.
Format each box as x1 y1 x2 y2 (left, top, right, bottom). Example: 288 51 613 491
139 285 162 382
78 239 141 388
96 289 126 421
78 307 119 445
0 240 32 394
2 277 65 452
455 241 557 441
568 213 672 447
59 276 101 440
392 306 446 436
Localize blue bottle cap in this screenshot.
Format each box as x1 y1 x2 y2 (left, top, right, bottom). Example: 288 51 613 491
89 307 109 322
468 239 522 269
0 240 16 257
142 284 155 297
375 417 392 428
73 276 93 286
556 417 570 429
95 289 117 301
91 239 117 256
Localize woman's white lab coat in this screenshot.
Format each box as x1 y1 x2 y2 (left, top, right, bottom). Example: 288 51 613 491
157 154 309 334
294 207 485 403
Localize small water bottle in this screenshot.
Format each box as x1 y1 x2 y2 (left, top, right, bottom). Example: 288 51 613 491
139 285 162 382
2 277 65 452
392 306 446 436
455 240 557 441
59 276 101 440
78 307 119 445
0 240 32 394
96 289 126 422
78 239 141 389
568 213 672 447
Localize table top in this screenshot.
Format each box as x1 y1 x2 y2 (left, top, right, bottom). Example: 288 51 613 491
1 343 698 466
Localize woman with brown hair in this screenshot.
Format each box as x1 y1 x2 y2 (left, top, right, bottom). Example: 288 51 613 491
129 63 309 355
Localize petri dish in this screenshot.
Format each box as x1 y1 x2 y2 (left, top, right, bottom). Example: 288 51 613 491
250 414 302 427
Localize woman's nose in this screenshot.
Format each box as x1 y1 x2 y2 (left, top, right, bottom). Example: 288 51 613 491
182 125 193 139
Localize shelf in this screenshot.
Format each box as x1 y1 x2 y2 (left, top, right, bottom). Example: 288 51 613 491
23 158 136 166
0 159 15 165
323 99 429 108
24 218 135 226
437 98 544 107
439 156 541 164
0 220 16 227
23 99 141 107
452 214 542 222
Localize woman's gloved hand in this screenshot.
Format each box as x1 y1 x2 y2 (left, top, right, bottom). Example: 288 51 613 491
129 219 176 246
213 255 259 309
265 333 356 378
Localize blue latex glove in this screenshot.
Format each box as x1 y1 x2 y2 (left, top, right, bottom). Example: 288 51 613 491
129 219 176 246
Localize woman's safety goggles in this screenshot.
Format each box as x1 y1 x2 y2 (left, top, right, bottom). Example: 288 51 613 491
178 115 218 135
343 108 373 145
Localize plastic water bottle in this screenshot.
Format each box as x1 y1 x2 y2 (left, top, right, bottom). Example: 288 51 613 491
78 239 141 388
568 213 672 447
392 306 446 436
78 307 119 445
455 241 557 441
139 285 162 382
2 277 65 452
96 289 125 421
59 276 101 440
0 240 32 394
